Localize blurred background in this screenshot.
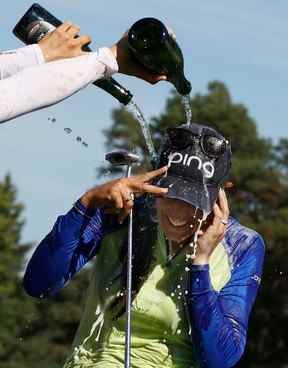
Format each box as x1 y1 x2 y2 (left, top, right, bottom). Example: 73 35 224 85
0 1 287 367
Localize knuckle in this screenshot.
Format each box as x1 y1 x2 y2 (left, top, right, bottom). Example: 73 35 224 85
55 28 63 36
112 179 119 187
109 189 117 199
110 187 118 196
116 181 125 191
117 178 124 186
113 198 122 209
82 35 91 43
127 202 134 210
62 32 70 41
219 231 225 238
68 39 77 48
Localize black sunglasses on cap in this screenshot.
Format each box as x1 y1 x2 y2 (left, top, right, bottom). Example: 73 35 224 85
167 127 228 158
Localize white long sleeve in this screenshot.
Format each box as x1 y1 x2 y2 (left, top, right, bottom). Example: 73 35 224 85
0 47 118 124
0 44 45 79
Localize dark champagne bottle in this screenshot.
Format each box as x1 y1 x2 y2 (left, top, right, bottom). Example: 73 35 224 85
128 18 191 95
13 3 133 105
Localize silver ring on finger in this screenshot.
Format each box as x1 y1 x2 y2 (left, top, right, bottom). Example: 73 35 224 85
124 192 134 202
220 218 228 225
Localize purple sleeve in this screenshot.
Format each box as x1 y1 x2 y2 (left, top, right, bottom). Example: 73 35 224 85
186 235 265 368
23 200 119 298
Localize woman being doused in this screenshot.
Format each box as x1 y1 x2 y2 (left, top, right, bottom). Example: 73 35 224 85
24 123 265 368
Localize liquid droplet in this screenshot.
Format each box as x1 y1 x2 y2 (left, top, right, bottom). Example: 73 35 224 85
76 136 82 142
126 100 157 162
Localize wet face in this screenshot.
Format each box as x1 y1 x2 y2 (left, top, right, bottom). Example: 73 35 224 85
156 197 204 243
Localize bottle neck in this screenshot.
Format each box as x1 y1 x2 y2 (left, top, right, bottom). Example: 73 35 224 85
169 72 192 95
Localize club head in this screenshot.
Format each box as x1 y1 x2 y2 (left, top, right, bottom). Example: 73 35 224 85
105 150 140 166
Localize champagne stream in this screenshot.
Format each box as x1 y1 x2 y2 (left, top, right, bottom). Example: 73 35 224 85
127 100 157 163
181 94 192 125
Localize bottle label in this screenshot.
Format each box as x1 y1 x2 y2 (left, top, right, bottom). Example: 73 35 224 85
26 21 56 44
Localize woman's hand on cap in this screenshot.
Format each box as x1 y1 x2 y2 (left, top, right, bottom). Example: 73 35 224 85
80 166 168 223
192 189 230 265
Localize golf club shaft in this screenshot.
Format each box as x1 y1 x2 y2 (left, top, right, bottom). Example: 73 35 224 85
124 165 133 368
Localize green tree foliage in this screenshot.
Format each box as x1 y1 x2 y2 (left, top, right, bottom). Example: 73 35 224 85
0 174 35 367
102 81 288 367
0 174 90 368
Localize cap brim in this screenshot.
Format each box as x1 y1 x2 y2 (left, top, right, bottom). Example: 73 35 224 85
157 175 219 214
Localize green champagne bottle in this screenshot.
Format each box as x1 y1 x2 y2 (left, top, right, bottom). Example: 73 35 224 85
13 3 133 105
128 18 191 95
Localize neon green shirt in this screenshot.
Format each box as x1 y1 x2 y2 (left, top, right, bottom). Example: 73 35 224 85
63 226 230 368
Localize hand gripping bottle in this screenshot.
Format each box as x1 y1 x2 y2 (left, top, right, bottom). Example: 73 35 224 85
128 18 191 95
13 3 133 105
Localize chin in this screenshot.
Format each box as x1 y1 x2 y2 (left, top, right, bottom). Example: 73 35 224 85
158 216 192 243
163 230 191 244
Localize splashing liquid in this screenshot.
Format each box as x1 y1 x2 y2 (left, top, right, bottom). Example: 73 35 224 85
181 94 192 125
47 114 89 149
202 157 216 214
126 100 157 163
186 212 208 260
202 174 211 214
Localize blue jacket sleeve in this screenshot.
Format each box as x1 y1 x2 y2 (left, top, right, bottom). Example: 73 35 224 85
186 234 265 368
23 200 119 298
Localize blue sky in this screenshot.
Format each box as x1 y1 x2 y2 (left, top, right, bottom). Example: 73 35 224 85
0 0 287 246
